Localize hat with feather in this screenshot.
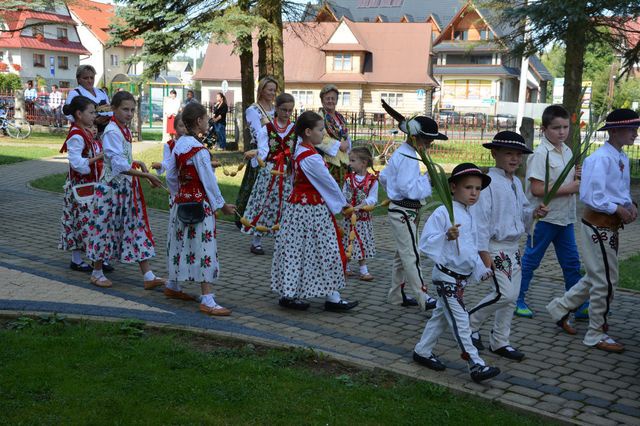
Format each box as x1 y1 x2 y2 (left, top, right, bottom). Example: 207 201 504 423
381 100 448 140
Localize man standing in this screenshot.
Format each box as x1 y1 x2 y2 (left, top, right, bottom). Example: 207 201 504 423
24 80 38 102
48 85 64 127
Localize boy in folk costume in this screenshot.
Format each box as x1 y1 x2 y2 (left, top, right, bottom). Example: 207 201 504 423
547 109 638 353
379 100 444 310
317 84 351 185
413 163 499 383
469 131 548 361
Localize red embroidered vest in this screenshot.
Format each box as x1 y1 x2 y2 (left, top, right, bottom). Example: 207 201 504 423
174 146 208 204
288 144 326 206
59 125 103 184
264 122 294 167
344 172 377 221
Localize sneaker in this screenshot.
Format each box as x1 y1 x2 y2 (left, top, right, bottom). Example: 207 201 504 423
470 364 501 383
574 303 589 320
514 300 534 318
491 345 525 361
413 351 446 371
471 332 485 351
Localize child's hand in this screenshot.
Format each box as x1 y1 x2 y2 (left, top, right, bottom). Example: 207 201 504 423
134 160 149 173
220 203 236 215
534 204 549 218
574 165 582 180
211 160 221 168
339 139 349 152
244 150 258 160
151 162 162 170
480 268 494 281
446 224 460 241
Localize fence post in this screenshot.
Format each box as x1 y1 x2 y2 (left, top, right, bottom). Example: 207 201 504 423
518 117 535 180
14 90 25 122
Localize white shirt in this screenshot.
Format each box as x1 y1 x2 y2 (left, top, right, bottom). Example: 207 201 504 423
343 174 379 206
166 135 225 210
65 86 111 121
525 136 576 226
155 140 175 176
66 134 99 175
252 121 294 168
295 144 347 215
24 88 37 101
102 121 133 182
580 142 632 214
378 142 431 201
421 202 490 283
164 97 181 116
472 167 534 251
48 90 63 109
246 103 274 145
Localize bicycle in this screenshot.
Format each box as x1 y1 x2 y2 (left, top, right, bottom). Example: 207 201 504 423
368 129 401 165
0 104 32 139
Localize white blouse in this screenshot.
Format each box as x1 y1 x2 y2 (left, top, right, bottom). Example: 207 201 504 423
295 144 347 215
343 174 379 206
66 134 95 175
378 142 431 201
580 142 632 214
65 86 111 122
101 121 133 182
252 121 295 168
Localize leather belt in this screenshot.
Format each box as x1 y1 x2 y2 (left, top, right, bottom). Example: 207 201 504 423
582 207 622 230
436 264 471 281
391 199 422 209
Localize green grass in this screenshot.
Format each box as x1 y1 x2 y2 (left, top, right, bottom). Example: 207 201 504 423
619 253 640 291
0 319 552 425
0 146 60 165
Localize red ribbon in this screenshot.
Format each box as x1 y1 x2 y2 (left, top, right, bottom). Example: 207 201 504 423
330 213 347 273
131 164 155 246
248 144 291 229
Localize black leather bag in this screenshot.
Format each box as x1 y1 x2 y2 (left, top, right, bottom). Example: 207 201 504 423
177 202 205 225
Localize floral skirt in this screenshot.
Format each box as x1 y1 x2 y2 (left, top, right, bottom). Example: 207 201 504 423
271 202 345 300
86 177 155 263
58 179 92 251
167 201 219 283
241 162 292 237
342 217 376 261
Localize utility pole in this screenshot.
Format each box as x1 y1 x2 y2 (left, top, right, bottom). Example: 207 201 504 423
516 1 529 130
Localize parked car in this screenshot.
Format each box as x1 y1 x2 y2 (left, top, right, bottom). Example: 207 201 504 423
493 113 516 128
437 110 462 126
463 112 487 127
140 104 163 122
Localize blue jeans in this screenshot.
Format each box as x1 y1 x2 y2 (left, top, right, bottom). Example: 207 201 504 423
519 221 582 303
214 121 226 149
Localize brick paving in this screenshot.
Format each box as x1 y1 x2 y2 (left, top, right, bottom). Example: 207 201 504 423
1 152 639 425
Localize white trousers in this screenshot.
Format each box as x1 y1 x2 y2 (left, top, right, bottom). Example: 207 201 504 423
469 241 521 349
547 220 619 346
415 280 485 366
387 204 428 307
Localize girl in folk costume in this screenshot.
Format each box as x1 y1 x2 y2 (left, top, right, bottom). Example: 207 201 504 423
242 93 295 255
58 96 104 272
342 146 378 281
271 111 359 312
317 84 350 185
86 91 165 289
235 76 278 226
165 103 236 315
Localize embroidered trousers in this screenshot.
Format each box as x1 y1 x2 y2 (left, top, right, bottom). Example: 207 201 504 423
547 219 619 346
469 240 521 349
415 280 485 366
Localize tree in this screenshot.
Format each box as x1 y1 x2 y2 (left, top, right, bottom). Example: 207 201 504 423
483 0 640 135
257 0 285 89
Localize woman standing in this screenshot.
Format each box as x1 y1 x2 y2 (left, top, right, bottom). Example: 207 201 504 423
212 92 228 150
65 65 111 134
235 76 278 226
317 84 351 185
164 89 181 137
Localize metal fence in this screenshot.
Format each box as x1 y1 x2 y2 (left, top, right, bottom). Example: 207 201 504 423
0 91 68 127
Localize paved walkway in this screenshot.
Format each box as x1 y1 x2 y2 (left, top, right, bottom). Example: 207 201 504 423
1 152 640 425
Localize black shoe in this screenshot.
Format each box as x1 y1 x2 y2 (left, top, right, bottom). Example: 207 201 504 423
401 296 419 307
69 261 92 272
278 297 310 311
470 364 501 383
102 262 114 273
424 296 437 310
491 345 525 361
413 351 446 371
250 245 265 255
324 299 359 312
471 333 485 351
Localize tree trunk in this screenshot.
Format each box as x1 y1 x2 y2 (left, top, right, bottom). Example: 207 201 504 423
257 0 285 90
562 19 587 150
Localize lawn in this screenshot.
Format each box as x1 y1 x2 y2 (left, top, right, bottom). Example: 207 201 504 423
619 253 640 291
0 318 552 425
0 146 60 165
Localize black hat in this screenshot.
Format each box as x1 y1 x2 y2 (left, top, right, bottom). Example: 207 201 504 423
381 99 448 140
448 162 491 189
598 108 640 131
482 130 533 154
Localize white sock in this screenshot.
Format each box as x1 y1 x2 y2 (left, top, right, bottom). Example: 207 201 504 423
201 293 217 307
143 271 155 281
71 250 83 264
252 235 262 247
91 269 105 279
325 290 341 303
359 265 368 275
166 280 181 291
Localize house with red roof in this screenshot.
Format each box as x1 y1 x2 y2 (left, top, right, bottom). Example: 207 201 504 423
193 18 437 114
0 3 90 88
67 0 143 89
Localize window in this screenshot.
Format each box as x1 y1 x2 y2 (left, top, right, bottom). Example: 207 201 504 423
32 25 44 37
341 91 351 107
443 80 492 101
446 54 493 65
333 53 352 71
110 54 118 66
56 27 67 40
291 90 313 107
59 81 70 89
479 29 494 40
57 56 68 69
381 93 403 107
453 30 467 41
33 54 45 68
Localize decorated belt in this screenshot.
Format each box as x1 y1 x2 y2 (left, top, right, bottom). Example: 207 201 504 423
582 207 622 230
436 264 471 281
391 199 422 209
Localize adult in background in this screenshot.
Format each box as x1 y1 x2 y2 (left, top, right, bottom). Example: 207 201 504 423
234 76 278 227
48 84 64 128
65 65 111 134
212 92 228 150
317 84 350 185
180 90 198 111
24 80 37 102
163 89 181 137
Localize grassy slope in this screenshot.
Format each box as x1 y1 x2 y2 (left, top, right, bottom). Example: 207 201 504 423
0 146 60 165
